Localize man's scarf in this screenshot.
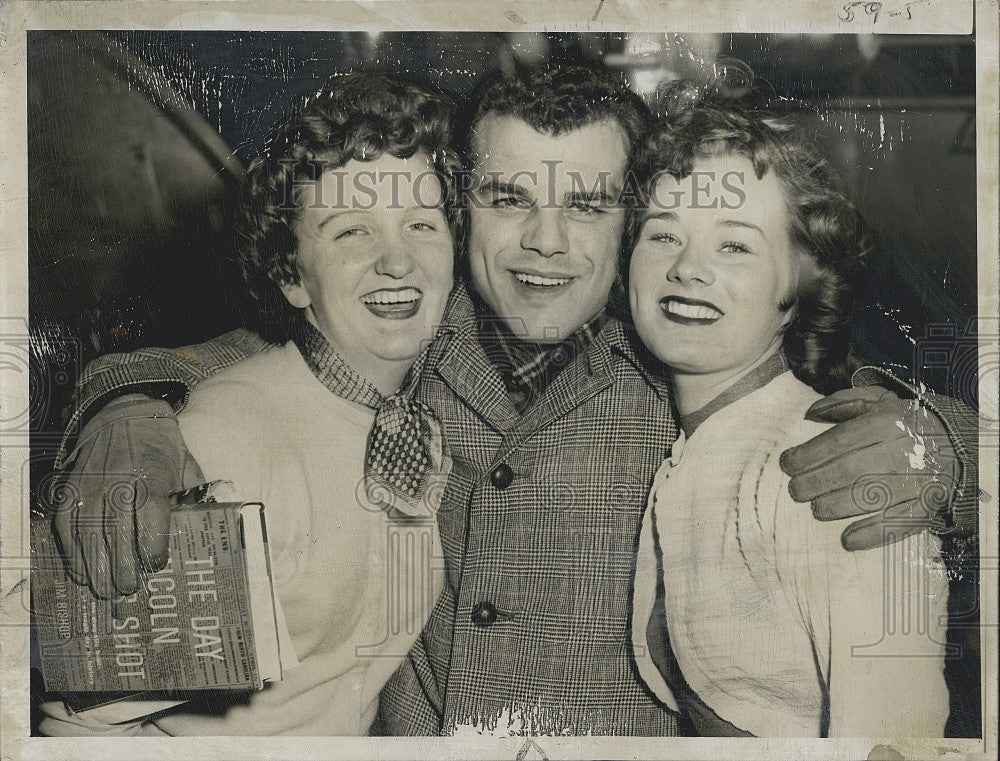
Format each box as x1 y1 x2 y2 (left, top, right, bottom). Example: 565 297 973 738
477 309 608 412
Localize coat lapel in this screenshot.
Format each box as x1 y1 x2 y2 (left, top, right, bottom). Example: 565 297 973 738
435 337 522 433
431 285 522 434
500 321 626 454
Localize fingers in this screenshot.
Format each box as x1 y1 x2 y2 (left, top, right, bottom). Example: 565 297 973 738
50 474 150 597
840 501 935 551
51 491 87 586
808 484 860 520
785 429 918 502
80 468 131 593
803 385 900 423
75 502 115 599
808 472 948 521
108 493 142 595
136 452 190 573
781 410 910 477
135 493 173 574
50 470 115 589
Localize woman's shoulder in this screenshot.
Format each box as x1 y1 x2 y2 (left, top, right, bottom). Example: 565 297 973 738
179 343 307 434
735 371 833 449
184 342 305 408
197 342 302 390
728 374 836 544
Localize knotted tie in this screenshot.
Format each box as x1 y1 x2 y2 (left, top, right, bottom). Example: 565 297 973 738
295 318 448 518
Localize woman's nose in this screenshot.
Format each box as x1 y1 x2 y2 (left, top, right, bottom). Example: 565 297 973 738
374 239 416 278
666 244 714 286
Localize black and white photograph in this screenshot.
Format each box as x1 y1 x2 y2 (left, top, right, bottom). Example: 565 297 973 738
0 2 996 759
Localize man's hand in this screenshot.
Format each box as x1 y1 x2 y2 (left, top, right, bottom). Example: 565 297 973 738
50 394 204 598
780 386 959 551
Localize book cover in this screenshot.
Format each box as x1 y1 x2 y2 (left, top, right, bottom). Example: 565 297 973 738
31 500 281 696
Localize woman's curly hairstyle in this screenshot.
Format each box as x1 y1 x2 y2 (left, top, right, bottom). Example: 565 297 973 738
238 71 464 341
626 80 870 394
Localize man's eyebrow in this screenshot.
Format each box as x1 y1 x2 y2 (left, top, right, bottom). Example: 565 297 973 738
474 178 532 198
565 189 621 207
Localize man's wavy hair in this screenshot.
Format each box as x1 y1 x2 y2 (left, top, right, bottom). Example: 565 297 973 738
465 61 651 156
626 81 869 394
238 71 464 342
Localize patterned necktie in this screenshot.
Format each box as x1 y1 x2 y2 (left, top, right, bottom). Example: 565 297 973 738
294 318 448 518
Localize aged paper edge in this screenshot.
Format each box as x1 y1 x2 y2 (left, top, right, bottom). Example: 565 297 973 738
0 1 995 759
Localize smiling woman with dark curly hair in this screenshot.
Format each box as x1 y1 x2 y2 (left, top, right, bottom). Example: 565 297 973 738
628 85 950 737
39 71 458 737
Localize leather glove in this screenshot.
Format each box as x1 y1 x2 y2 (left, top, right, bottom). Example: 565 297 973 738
779 386 959 551
50 394 204 598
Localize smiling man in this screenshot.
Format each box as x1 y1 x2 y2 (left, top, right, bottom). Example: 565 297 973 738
49 62 977 737
371 69 682 734
467 115 626 345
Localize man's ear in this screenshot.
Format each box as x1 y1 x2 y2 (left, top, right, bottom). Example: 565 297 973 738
280 281 311 309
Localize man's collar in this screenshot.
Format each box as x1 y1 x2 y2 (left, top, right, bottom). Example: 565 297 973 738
438 282 478 335
471 290 607 411
603 318 674 402
437 281 674 402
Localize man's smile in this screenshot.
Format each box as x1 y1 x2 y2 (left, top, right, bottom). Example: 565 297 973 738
512 270 575 288
361 287 422 319
658 296 724 324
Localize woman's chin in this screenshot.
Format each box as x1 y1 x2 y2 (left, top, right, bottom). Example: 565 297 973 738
368 338 427 365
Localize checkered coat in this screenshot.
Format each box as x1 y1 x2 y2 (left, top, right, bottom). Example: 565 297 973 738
375 284 681 736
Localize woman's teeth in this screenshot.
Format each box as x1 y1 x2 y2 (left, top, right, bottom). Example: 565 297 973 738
514 272 572 287
362 288 421 305
663 300 724 320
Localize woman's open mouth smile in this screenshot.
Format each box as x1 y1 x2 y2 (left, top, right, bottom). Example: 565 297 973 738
361 287 423 319
659 296 724 325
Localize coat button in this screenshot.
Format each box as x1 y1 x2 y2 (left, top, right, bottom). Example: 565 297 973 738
489 464 514 490
471 601 498 627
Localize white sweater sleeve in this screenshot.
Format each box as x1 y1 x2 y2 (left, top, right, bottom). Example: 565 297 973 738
775 432 950 737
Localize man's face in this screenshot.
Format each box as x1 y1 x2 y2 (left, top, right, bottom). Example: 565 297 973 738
467 115 629 343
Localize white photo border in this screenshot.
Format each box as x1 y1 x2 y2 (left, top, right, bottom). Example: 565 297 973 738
1 2 995 759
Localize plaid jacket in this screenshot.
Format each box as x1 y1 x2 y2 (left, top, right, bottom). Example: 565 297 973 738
376 285 682 735
64 286 980 736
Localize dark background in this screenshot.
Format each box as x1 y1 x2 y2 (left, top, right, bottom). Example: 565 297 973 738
27 30 980 736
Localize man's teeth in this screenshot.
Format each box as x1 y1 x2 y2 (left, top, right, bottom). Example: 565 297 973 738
514 272 572 287
664 300 723 319
362 288 421 305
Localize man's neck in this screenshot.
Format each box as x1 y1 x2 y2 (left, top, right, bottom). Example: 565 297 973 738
471 292 604 346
